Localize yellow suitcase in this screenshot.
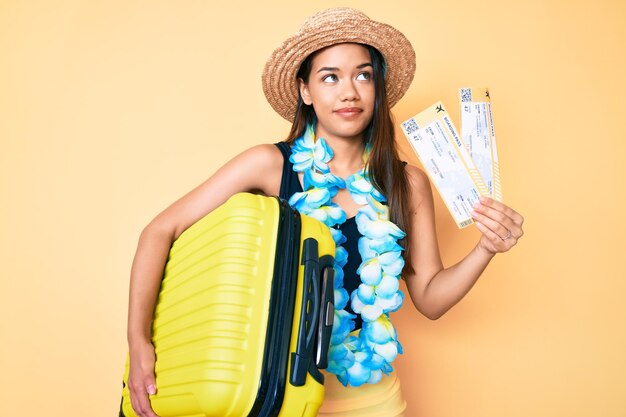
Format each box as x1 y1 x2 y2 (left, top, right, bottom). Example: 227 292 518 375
120 192 335 417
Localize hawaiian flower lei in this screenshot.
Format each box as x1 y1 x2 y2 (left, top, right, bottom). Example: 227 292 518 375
288 124 406 387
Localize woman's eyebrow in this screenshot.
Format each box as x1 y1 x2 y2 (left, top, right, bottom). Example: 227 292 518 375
316 62 373 73
317 66 340 73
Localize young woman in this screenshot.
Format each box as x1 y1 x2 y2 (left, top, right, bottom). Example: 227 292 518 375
125 8 524 417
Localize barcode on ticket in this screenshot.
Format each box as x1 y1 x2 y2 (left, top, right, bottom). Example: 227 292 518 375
460 88 472 102
402 119 419 135
459 219 474 228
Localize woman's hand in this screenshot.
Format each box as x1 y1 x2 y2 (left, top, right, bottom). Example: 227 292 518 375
128 341 159 417
471 196 524 255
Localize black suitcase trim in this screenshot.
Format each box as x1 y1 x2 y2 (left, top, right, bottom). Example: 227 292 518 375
248 198 302 417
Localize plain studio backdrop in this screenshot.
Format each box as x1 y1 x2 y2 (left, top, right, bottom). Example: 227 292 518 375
1 1 625 416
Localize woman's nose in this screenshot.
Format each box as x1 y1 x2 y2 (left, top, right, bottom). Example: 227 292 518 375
340 80 360 101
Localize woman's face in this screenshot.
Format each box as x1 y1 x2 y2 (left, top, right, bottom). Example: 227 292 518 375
298 43 375 142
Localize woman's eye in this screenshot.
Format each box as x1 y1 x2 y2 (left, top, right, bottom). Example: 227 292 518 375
322 74 338 83
356 72 371 81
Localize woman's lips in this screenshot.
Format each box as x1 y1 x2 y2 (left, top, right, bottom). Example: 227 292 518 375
334 107 363 118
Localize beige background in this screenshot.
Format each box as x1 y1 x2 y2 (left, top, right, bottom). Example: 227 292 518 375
1 0 625 416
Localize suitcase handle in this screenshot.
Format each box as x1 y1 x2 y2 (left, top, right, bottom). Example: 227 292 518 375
315 256 335 369
304 257 321 347
290 238 321 387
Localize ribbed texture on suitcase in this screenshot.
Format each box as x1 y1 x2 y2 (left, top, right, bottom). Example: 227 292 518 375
127 194 280 417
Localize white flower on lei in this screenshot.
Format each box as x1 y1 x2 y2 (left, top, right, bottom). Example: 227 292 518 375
346 170 386 204
289 125 334 173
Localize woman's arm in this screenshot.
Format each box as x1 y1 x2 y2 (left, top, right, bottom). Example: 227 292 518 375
126 144 284 417
402 165 524 320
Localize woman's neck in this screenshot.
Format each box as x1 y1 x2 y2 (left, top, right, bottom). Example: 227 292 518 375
317 132 366 176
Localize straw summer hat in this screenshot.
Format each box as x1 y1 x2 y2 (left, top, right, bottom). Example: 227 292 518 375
262 7 416 122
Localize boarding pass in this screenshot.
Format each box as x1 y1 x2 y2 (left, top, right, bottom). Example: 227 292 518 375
401 102 489 228
460 87 502 201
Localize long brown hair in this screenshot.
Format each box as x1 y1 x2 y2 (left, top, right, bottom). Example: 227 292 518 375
284 44 414 275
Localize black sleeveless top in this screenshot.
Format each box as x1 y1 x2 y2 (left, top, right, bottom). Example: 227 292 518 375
275 142 363 330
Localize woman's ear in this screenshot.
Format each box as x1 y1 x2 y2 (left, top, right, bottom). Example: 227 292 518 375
298 78 313 105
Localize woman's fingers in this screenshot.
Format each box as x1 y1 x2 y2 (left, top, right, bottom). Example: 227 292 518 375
472 197 524 240
129 377 158 417
478 196 524 227
475 221 516 255
128 343 159 417
471 197 524 253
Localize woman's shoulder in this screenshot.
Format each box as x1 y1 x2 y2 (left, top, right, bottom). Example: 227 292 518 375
217 143 286 197
222 143 285 184
236 142 285 167
403 163 429 188
403 163 433 206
